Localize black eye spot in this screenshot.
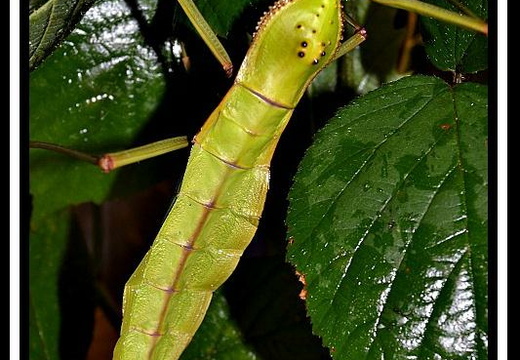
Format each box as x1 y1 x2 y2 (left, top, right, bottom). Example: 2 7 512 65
321 51 326 57
301 41 308 47
296 24 302 29
312 59 319 65
298 51 305 58
312 29 317 34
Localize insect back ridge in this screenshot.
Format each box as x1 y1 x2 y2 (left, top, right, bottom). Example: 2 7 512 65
236 0 343 108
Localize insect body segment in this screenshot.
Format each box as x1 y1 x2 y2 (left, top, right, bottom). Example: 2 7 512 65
113 1 344 358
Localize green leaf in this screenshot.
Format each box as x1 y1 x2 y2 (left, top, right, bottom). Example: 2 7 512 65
29 210 70 360
419 0 488 72
30 206 99 360
286 75 488 359
181 290 259 360
29 0 98 70
30 0 166 219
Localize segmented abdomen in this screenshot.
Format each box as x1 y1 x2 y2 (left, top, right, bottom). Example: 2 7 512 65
113 83 294 359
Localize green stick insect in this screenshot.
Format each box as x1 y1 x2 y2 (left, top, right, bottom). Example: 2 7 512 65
113 1 364 358
108 0 487 358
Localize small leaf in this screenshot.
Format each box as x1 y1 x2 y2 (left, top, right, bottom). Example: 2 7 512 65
419 0 488 72
181 290 259 360
29 0 98 70
287 75 488 359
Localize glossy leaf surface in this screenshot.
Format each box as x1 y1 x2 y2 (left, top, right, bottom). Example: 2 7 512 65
287 75 488 359
30 0 166 218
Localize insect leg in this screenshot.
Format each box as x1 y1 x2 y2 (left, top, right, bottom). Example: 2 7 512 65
30 136 189 173
177 0 234 76
331 27 367 63
370 0 487 34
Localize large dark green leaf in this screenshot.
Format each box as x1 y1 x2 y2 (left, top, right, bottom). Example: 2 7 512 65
287 76 488 359
30 0 166 219
420 0 488 72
